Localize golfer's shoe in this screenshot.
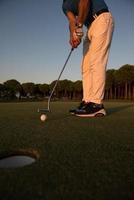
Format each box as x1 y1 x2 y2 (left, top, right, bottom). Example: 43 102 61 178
75 102 106 117
69 101 86 115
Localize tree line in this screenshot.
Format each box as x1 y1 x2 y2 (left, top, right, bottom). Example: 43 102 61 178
0 64 134 101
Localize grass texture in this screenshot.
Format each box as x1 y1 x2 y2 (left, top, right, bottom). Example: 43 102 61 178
0 101 134 200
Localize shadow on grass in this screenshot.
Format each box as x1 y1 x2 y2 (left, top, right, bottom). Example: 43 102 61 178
106 103 134 115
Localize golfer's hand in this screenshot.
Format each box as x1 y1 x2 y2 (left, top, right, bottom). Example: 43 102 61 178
70 25 84 48
70 31 81 48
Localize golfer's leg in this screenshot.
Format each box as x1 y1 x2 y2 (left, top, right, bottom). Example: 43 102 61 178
86 13 114 104
81 33 92 102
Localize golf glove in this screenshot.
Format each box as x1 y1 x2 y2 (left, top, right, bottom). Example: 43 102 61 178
75 23 84 39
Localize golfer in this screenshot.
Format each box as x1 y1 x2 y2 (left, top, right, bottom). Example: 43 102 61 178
62 0 114 117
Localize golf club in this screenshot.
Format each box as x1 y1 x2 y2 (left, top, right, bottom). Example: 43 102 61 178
38 48 74 114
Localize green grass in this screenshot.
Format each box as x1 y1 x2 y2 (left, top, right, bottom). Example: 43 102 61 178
0 101 134 200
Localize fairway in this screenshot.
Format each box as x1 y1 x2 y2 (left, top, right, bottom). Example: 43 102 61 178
0 101 134 200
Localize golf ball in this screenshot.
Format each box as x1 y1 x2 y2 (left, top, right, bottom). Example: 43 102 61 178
40 114 47 122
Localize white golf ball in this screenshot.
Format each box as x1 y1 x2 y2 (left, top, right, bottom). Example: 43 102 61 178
40 114 47 122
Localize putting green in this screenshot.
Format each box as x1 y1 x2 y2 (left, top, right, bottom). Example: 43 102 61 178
0 101 134 200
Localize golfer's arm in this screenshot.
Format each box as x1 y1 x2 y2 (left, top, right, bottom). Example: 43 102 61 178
66 12 76 36
77 0 90 25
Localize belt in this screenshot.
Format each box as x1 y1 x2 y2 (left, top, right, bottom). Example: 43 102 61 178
92 8 109 21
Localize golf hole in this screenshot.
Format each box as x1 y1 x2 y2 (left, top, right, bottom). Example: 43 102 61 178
0 149 40 169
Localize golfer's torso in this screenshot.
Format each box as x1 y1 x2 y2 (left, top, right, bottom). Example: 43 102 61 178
91 0 108 15
62 0 108 25
62 0 80 16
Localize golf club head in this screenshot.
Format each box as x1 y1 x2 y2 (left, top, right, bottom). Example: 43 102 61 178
37 108 50 113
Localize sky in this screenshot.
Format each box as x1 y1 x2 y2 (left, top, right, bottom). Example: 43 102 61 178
0 0 134 84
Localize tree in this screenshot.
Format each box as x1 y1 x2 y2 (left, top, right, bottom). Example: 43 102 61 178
116 65 134 99
66 80 74 99
3 79 22 99
73 80 82 99
57 79 72 99
105 69 116 99
49 79 73 99
22 82 35 97
39 83 49 97
0 83 6 98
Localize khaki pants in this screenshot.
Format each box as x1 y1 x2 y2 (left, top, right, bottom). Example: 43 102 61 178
82 12 114 104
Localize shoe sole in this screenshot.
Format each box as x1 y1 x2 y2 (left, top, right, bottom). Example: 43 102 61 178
75 109 106 117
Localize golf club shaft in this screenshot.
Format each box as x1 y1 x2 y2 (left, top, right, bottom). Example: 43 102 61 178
47 48 74 111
